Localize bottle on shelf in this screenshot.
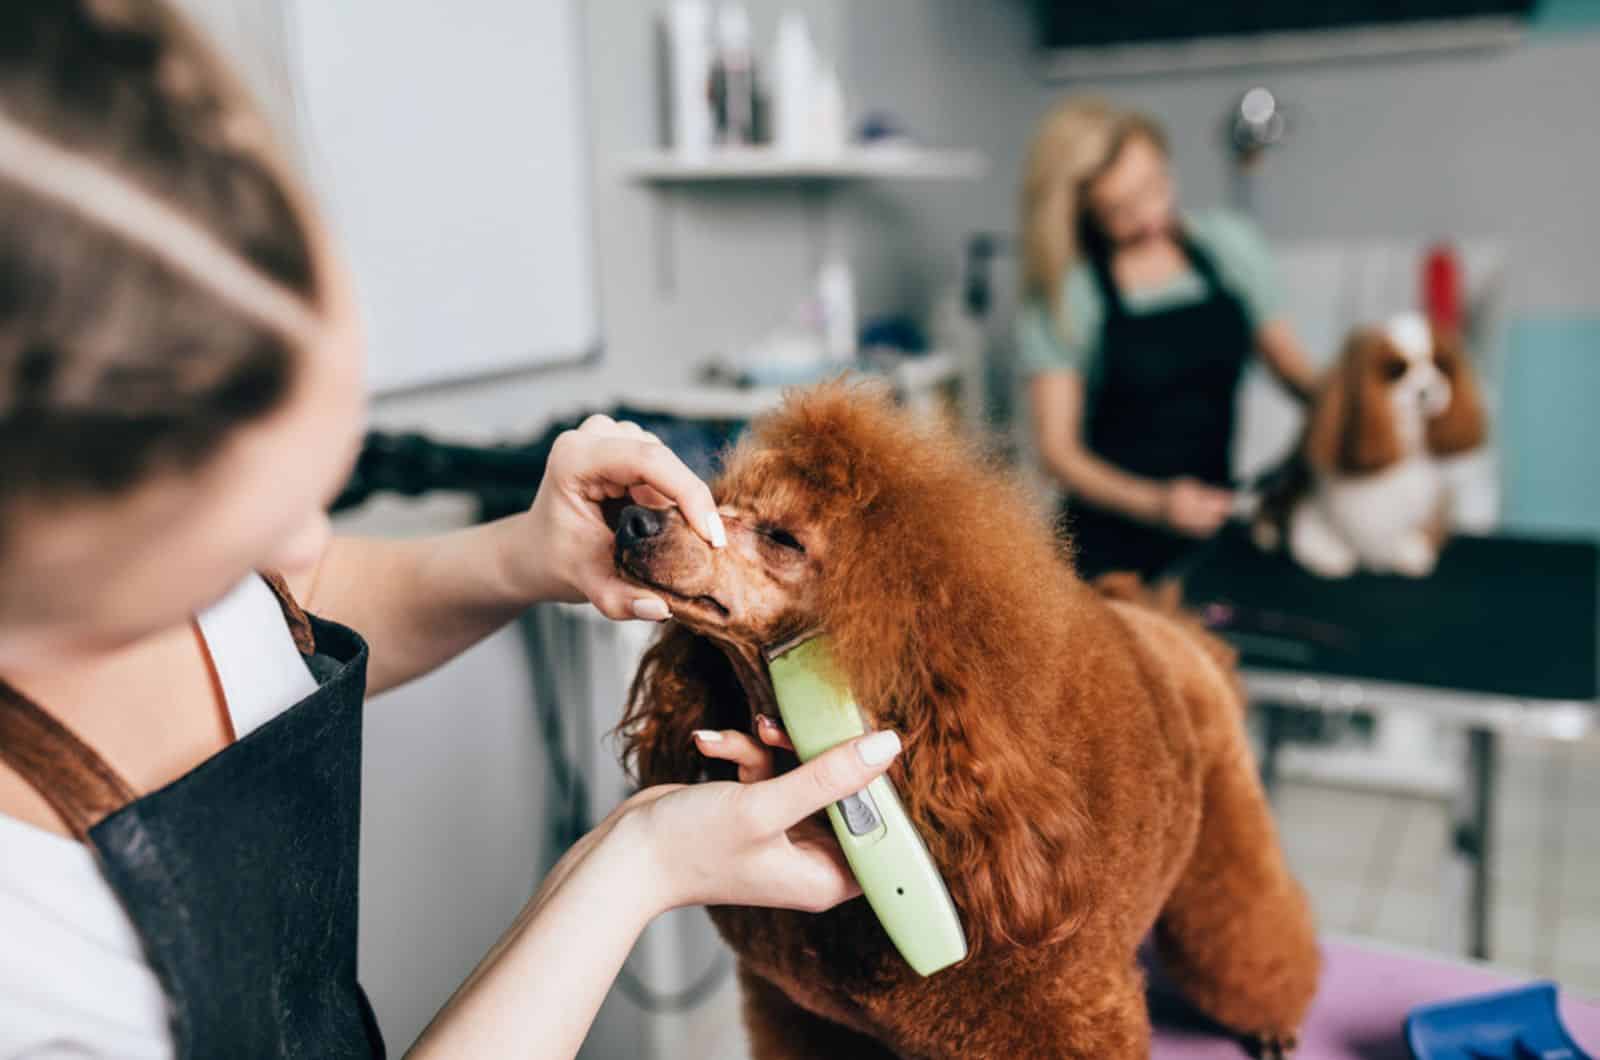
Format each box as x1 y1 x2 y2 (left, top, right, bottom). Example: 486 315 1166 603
661 1 713 158
817 258 857 364
811 66 846 158
771 11 817 158
711 5 757 147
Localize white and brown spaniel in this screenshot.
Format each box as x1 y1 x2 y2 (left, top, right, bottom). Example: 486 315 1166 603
1255 312 1487 578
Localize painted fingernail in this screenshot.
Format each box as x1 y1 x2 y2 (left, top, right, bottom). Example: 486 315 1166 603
703 512 727 549
692 729 722 743
631 598 671 622
756 714 778 731
857 730 901 766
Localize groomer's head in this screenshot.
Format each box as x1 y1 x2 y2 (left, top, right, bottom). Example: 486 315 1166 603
1021 98 1173 311
0 0 366 668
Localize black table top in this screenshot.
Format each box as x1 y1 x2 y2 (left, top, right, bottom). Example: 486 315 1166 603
1180 526 1599 702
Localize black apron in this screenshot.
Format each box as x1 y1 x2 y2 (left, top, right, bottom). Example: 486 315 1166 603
1063 233 1254 581
0 573 385 1058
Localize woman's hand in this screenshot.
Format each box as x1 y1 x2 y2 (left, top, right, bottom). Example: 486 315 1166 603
516 415 726 621
1162 477 1234 538
408 724 900 1059
689 717 858 900
621 725 902 914
695 712 795 783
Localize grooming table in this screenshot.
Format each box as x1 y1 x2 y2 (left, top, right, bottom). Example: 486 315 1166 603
1180 527 1599 960
1148 937 1600 1059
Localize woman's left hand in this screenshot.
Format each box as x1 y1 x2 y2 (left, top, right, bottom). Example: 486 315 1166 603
516 414 726 621
620 719 898 914
693 713 796 781
531 716 809 909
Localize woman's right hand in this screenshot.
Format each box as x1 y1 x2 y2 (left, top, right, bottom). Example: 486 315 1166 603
1162 477 1233 537
408 725 900 1059
617 726 902 915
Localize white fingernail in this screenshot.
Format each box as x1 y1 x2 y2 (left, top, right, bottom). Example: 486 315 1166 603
692 729 722 742
631 598 671 622
857 731 901 766
703 513 727 549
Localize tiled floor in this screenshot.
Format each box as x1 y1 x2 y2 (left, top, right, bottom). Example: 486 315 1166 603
1276 733 1600 997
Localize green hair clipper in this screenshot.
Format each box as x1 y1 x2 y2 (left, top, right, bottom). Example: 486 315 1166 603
764 634 968 976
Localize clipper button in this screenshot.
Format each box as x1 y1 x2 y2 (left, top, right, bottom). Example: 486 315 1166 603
837 791 882 836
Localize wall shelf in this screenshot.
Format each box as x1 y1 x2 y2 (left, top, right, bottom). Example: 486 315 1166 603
622 147 987 183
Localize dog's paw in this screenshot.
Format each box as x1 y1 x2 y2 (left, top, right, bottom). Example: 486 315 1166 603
1289 531 1358 579
1288 507 1358 578
1389 532 1438 578
1250 1032 1299 1059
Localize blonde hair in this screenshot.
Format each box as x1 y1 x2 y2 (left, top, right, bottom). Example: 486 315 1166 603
1019 97 1167 322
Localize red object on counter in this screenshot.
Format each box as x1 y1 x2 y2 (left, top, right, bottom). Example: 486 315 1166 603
1423 242 1463 337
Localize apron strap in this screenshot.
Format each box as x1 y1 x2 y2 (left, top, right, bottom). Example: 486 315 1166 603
259 569 316 656
1177 231 1225 294
0 569 314 841
1086 244 1128 319
0 681 138 842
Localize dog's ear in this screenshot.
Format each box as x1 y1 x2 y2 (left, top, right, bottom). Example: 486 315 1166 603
1302 342 1352 473
823 525 1098 955
616 624 747 787
1305 328 1400 474
1427 329 1488 456
915 715 1098 956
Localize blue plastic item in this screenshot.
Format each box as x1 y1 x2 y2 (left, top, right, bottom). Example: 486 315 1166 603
1406 981 1594 1060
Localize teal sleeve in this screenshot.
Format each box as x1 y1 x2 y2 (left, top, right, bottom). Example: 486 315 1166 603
1192 210 1284 329
1015 267 1104 379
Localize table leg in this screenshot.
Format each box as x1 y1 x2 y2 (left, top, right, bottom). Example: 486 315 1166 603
1258 702 1288 798
1455 727 1498 961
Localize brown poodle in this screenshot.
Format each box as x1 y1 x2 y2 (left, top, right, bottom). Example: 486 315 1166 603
614 380 1319 1059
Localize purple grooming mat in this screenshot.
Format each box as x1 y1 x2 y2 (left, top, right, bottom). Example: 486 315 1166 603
1147 938 1600 1059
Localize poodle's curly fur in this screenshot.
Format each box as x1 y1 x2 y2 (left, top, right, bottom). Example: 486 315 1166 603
619 381 1319 1059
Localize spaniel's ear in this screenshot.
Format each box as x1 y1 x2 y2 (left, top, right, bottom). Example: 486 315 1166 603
1305 328 1400 474
1427 329 1488 456
616 624 747 788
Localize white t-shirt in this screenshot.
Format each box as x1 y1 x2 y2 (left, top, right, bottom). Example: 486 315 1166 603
0 573 320 1058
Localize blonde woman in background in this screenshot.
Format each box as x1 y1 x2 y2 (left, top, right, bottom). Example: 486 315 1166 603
1020 98 1318 580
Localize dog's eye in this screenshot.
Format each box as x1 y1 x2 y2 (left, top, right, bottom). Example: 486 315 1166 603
762 527 805 553
1381 358 1408 382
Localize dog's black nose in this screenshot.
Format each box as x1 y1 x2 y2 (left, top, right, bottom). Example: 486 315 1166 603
616 505 665 549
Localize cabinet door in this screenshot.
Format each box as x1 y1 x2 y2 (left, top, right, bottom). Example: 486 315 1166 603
286 0 600 391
